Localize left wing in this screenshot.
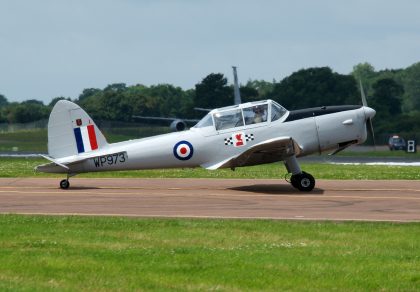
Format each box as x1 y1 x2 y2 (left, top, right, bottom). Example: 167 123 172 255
202 136 302 170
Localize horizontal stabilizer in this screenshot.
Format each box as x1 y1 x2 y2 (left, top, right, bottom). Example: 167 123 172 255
39 154 69 170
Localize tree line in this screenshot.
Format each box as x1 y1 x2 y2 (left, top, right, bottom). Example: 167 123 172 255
1 62 420 140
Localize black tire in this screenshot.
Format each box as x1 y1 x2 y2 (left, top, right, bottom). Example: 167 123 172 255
290 175 300 189
293 172 315 192
60 179 70 189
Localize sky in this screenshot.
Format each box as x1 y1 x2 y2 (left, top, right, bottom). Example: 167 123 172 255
1 0 419 103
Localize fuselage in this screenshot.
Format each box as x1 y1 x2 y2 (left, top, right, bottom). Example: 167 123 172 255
41 100 375 174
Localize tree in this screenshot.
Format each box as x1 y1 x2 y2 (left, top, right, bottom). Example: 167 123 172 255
399 62 420 112
21 99 44 106
245 79 274 98
78 84 128 121
122 85 152 119
0 94 8 107
6 102 49 123
352 62 375 84
194 73 232 109
0 94 8 122
49 97 71 108
267 67 359 110
238 86 259 102
78 88 101 102
370 78 404 117
104 83 127 93
148 84 185 117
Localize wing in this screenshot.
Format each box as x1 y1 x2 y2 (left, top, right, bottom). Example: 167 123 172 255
202 136 302 170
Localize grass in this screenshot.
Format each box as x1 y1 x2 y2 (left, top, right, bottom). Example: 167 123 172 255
0 215 419 291
0 130 48 152
1 157 420 180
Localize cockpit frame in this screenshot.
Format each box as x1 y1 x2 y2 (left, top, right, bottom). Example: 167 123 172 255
193 99 289 133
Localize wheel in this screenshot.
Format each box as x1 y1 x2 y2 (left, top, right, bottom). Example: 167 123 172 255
291 172 315 192
290 174 300 189
60 179 70 189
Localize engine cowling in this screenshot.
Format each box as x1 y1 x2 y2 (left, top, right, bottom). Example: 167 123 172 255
170 119 187 131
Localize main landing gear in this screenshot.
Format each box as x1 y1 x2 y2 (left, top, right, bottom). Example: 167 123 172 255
284 156 315 192
290 171 315 192
60 179 70 189
59 173 76 189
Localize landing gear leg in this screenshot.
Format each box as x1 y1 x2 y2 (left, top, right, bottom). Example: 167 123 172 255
59 173 76 190
284 156 315 192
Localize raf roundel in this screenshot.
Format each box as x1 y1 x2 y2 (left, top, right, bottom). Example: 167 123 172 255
173 141 194 160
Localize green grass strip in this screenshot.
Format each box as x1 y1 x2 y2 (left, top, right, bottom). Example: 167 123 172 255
1 157 420 180
0 215 419 291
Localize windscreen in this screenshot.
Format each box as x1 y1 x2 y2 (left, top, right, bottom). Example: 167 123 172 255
213 109 244 131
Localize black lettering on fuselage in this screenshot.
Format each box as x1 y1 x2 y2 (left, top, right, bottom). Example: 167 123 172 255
100 156 107 166
92 152 128 168
93 158 100 167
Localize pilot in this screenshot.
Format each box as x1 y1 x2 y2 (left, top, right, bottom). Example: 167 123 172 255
253 106 265 123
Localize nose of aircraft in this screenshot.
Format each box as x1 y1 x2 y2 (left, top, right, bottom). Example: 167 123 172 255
363 106 376 119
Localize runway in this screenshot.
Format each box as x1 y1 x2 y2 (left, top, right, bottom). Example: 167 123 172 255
0 178 419 222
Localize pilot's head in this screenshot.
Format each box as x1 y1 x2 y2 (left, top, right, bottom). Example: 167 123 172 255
253 106 263 114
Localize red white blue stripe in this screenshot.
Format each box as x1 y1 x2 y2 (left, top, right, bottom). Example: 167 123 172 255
74 124 98 153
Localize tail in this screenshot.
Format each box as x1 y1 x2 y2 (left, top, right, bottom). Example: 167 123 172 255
48 100 108 158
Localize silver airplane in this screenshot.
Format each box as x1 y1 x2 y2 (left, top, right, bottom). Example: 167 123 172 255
36 97 375 191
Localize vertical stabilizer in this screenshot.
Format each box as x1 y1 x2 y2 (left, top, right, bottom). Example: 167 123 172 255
47 100 108 158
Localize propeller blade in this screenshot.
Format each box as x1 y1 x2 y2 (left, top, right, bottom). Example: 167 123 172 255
368 118 376 148
359 79 376 148
359 79 367 107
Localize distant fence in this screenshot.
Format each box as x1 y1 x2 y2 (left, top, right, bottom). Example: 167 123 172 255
0 119 48 133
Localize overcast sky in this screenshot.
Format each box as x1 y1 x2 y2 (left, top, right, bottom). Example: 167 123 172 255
1 0 419 103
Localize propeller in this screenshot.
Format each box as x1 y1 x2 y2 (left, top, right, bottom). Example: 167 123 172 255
359 80 376 147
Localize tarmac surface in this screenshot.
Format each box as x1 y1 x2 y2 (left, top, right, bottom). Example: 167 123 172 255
0 178 419 222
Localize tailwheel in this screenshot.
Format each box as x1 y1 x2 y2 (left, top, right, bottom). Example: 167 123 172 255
60 179 70 189
291 171 315 192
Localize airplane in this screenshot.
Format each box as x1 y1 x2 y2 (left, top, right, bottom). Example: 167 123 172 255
36 92 376 191
133 66 243 131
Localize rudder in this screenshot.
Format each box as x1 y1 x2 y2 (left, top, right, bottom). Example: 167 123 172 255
48 100 108 158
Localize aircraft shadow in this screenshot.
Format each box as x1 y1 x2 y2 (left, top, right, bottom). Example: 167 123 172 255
229 184 324 195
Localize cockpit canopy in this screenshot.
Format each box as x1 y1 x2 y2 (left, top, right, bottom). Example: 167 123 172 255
194 100 288 130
